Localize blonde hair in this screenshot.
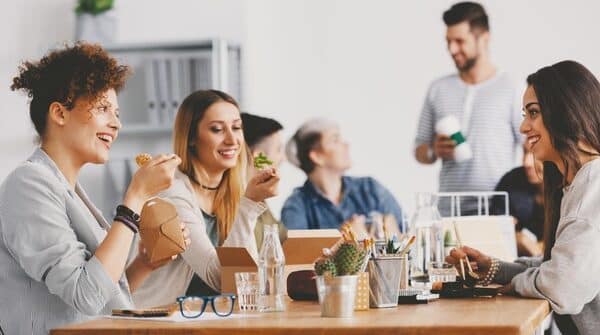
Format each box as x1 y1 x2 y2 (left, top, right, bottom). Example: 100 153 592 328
172 90 247 244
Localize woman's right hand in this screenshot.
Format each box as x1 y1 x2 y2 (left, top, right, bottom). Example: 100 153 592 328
244 167 280 203
124 154 182 213
446 245 492 278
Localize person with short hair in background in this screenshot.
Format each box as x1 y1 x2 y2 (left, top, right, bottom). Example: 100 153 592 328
414 2 523 215
281 119 404 235
241 112 288 248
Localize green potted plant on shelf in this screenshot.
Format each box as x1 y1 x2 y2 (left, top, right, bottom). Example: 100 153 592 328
76 0 114 15
75 0 117 44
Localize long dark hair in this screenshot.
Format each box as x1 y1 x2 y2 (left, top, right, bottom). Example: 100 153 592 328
526 60 600 260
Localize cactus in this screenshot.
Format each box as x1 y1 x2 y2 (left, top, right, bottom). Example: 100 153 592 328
315 258 337 276
315 240 370 277
334 243 362 276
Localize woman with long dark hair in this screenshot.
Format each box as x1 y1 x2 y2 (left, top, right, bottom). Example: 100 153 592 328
447 60 600 335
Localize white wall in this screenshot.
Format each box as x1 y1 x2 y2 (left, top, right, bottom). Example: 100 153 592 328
243 0 600 215
0 1 76 179
114 0 244 44
3 0 600 217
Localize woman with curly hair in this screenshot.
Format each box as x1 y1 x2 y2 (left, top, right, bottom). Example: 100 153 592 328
0 43 185 335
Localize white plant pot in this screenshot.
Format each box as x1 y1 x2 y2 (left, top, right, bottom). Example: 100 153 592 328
316 275 358 318
75 10 117 44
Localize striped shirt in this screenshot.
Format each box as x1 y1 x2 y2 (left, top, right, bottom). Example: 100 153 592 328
415 72 523 213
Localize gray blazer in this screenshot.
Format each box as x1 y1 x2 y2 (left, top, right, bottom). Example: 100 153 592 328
0 148 132 335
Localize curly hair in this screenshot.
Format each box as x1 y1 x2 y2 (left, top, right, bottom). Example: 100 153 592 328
10 42 130 137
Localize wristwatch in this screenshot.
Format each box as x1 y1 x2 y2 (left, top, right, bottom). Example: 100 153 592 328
114 204 141 233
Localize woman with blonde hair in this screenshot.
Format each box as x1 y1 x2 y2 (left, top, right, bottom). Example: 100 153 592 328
133 90 280 307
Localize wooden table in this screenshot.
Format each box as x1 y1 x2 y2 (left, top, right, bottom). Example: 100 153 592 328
51 296 550 335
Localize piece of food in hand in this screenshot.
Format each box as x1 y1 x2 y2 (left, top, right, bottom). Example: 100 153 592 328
136 153 152 167
253 152 273 170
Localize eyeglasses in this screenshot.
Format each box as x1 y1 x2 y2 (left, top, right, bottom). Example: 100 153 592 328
176 294 236 318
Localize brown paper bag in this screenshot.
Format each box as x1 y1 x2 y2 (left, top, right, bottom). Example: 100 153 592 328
139 198 186 263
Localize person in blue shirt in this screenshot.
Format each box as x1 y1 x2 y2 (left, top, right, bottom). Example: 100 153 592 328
281 118 404 233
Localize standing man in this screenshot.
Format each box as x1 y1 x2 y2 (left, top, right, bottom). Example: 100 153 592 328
414 2 522 215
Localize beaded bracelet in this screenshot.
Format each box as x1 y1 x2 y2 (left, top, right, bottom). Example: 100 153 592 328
479 258 499 286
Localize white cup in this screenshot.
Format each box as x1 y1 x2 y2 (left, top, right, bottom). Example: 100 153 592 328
435 115 473 162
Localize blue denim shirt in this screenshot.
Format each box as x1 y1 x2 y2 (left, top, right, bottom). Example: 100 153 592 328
281 176 404 231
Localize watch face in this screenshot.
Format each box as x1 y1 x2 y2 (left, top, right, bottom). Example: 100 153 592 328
117 205 140 222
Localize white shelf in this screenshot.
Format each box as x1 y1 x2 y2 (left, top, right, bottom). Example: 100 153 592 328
118 124 172 136
104 39 227 53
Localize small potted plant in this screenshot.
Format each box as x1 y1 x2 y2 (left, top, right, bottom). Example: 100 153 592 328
314 227 369 317
75 0 117 44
